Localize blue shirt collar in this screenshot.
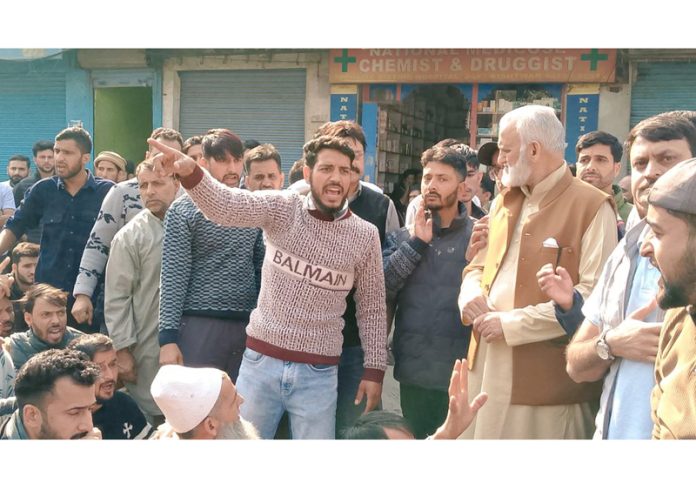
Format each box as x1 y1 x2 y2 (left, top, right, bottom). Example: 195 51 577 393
55 169 98 191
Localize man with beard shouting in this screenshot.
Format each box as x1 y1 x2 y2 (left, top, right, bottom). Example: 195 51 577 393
69 334 154 439
149 135 386 440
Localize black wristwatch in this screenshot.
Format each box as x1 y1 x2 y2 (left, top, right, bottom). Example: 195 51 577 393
595 330 615 361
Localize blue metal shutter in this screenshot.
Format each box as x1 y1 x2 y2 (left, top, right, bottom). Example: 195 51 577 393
0 68 66 181
179 69 306 179
630 61 696 127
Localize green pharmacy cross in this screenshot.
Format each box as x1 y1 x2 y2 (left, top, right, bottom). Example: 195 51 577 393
334 49 356 73
581 49 609 71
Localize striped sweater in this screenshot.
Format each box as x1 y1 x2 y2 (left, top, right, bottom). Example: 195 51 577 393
180 166 387 382
158 194 264 346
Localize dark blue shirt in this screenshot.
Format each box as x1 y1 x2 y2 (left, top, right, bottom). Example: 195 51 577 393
5 171 113 294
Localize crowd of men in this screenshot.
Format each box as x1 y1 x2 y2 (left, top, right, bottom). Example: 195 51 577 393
0 105 695 440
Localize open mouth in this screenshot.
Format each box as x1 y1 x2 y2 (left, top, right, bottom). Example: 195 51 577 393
324 186 343 197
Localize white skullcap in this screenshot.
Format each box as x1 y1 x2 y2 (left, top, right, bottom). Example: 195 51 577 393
150 365 223 433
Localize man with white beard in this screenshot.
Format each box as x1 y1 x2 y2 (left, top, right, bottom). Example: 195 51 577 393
150 364 258 440
458 105 617 439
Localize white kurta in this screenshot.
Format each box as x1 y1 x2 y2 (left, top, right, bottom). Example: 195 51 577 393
105 209 165 418
458 165 617 439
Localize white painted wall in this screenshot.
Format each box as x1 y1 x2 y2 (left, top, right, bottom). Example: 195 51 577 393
598 83 632 177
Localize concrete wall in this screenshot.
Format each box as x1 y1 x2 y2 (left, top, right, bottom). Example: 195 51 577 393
160 51 330 141
598 83 631 177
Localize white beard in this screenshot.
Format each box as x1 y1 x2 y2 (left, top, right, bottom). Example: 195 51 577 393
215 417 260 440
502 154 533 188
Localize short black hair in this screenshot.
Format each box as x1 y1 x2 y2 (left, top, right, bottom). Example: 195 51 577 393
421 144 471 180
68 333 113 361
14 349 100 415
244 143 282 174
8 154 30 168
342 410 415 439
32 140 54 157
314 121 367 151
203 129 244 161
243 139 261 151
289 158 305 184
576 130 623 162
151 127 184 149
302 136 354 169
55 126 92 155
183 135 204 156
625 113 696 161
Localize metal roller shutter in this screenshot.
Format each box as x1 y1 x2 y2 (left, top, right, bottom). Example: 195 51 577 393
0 67 66 181
630 61 696 127
179 69 306 179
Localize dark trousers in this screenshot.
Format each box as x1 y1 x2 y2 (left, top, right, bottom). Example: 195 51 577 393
399 383 449 439
177 314 247 382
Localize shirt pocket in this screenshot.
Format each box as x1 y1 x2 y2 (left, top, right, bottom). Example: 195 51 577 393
40 207 64 227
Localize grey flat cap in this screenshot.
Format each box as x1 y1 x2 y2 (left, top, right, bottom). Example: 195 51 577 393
649 157 696 214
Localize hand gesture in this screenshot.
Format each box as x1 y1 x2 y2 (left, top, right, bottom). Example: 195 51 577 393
536 263 574 311
355 379 382 414
461 294 492 325
71 294 94 325
159 343 184 366
147 138 198 178
605 298 662 363
116 348 138 383
466 215 489 262
473 312 505 342
412 200 433 244
432 359 488 439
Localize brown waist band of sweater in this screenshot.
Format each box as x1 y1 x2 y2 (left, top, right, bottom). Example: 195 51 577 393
246 337 385 383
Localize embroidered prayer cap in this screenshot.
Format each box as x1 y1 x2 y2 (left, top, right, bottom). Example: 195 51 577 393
94 151 127 173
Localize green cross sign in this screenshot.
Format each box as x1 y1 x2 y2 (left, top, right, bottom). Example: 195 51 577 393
334 49 356 73
581 49 609 71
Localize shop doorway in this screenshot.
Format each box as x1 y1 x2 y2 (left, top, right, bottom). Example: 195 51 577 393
370 84 472 193
93 87 153 168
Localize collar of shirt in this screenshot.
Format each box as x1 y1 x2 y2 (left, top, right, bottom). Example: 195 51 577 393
55 170 97 192
304 193 351 221
520 163 567 204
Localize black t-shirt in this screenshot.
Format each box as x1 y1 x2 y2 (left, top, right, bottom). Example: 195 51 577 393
92 391 154 440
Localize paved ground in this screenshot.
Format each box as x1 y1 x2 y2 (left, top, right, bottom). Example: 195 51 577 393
382 364 402 414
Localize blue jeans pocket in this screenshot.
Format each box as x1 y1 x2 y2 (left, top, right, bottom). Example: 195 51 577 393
242 348 264 363
307 363 337 373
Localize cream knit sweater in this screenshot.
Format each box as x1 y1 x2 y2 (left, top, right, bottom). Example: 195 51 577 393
181 166 387 382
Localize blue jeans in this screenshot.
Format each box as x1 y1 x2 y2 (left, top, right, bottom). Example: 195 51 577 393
235 348 338 440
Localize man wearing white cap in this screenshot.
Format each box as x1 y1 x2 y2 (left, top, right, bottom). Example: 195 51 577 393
150 364 258 440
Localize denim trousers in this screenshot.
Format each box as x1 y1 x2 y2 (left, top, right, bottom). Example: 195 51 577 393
235 347 338 439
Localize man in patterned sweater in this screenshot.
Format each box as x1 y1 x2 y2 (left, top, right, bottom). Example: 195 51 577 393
71 128 184 331
158 129 264 383
149 135 387 440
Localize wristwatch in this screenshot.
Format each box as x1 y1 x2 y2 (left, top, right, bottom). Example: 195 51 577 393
595 330 615 361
